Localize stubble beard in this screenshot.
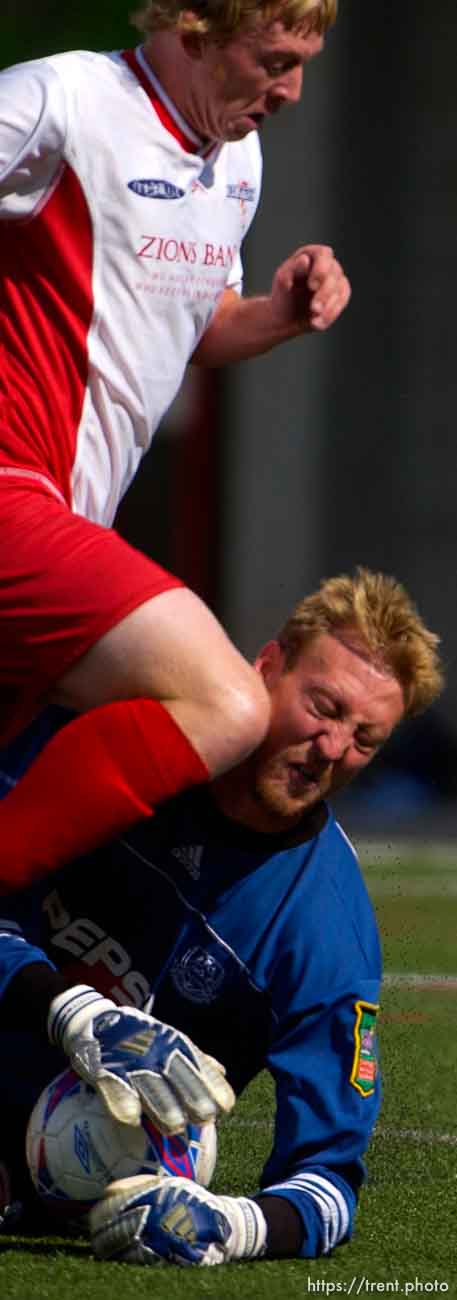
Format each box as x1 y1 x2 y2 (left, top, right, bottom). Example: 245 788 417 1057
252 756 332 827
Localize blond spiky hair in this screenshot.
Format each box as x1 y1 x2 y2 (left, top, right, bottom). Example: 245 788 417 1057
277 567 444 718
131 0 336 40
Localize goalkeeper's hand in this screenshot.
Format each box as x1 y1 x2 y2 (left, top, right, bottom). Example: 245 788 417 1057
89 1173 267 1266
48 984 235 1134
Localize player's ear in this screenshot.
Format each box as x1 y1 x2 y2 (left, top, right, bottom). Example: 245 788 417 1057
254 641 285 689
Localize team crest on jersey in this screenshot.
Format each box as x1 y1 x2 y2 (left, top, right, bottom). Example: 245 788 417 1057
225 180 255 202
171 946 225 1004
127 178 185 199
350 1000 379 1097
226 180 256 203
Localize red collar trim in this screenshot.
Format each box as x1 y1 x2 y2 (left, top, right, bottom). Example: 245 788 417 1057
122 49 201 154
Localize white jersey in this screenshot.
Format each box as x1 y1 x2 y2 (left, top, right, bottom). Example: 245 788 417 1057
0 48 262 524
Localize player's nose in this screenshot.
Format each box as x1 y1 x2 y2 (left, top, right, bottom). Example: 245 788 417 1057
315 724 348 762
269 65 303 108
286 65 304 102
275 66 303 105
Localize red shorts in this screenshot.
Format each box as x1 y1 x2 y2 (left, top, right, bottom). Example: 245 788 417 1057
0 479 182 743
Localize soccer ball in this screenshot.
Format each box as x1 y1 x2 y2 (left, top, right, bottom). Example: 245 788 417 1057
26 1068 217 1216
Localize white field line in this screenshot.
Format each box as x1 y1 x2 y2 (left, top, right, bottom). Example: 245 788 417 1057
353 838 457 893
355 838 457 867
374 1126 457 1146
383 972 457 989
369 879 457 896
228 1119 457 1146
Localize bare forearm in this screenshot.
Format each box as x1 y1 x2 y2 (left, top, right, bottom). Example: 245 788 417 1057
192 245 351 367
192 292 302 366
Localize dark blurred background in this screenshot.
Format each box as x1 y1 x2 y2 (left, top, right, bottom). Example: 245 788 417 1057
3 1 457 833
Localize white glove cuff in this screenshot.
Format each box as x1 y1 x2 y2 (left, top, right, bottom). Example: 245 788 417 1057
220 1195 268 1260
47 984 117 1050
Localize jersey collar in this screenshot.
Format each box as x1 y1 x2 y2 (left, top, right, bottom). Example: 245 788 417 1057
122 46 206 155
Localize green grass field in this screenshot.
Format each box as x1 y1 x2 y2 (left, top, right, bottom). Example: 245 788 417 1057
2 845 456 1299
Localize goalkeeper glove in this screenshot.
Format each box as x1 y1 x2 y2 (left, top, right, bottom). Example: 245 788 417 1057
89 1173 267 1266
48 984 234 1134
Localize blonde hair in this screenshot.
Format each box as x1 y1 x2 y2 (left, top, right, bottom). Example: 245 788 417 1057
277 567 444 718
131 0 336 40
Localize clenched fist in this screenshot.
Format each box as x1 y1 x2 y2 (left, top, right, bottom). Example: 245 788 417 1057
270 243 351 334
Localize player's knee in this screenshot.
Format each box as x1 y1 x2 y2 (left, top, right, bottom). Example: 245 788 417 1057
214 668 270 768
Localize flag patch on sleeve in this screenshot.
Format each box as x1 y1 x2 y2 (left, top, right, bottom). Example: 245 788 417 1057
350 1000 379 1096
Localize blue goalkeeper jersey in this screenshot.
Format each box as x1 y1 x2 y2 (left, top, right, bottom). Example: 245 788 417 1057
0 717 382 1258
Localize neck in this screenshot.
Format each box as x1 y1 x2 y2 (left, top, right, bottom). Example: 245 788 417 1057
141 34 204 139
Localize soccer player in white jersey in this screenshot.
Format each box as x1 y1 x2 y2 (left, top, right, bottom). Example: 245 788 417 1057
0 5 349 901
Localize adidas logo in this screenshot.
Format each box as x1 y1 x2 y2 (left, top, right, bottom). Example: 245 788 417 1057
171 844 203 879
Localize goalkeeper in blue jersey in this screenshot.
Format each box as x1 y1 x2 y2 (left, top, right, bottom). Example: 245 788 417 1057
0 569 443 1263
